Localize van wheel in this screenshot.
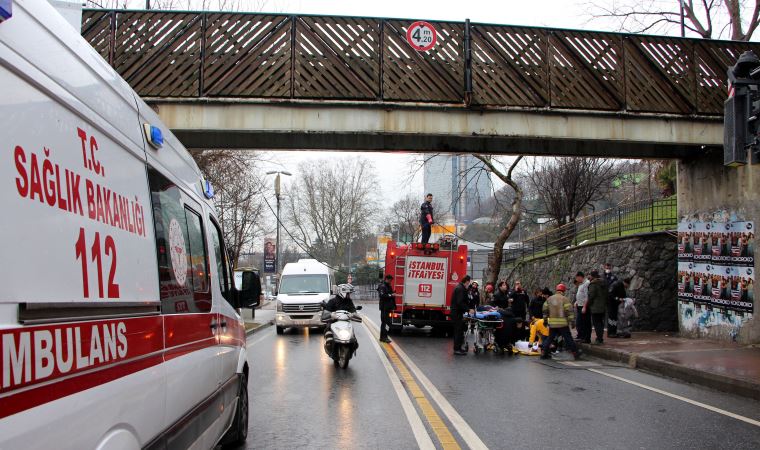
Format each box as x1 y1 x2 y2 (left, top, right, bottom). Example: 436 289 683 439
221 374 248 448
276 326 284 335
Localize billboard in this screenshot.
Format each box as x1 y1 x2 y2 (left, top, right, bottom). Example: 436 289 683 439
263 238 276 273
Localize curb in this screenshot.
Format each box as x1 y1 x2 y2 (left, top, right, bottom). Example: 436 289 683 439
245 320 274 337
580 343 760 401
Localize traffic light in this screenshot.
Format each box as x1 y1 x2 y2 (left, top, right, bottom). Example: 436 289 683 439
724 51 760 167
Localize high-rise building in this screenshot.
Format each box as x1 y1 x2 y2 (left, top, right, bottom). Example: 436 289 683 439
423 155 492 223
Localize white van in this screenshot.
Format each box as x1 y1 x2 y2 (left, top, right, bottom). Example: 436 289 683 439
0 1 249 448
275 259 334 334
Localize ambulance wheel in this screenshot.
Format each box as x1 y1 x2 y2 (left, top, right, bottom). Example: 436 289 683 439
221 373 248 448
276 326 284 335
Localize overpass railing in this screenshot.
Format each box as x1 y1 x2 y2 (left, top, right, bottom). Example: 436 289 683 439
82 10 760 115
496 196 677 267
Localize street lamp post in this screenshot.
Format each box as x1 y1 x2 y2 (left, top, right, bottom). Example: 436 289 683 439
266 171 292 277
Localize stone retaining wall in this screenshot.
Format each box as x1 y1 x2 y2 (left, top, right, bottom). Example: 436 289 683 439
507 232 677 331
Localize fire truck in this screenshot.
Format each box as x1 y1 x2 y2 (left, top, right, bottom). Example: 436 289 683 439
384 237 469 333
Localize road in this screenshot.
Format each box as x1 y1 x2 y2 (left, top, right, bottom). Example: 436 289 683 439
236 302 760 449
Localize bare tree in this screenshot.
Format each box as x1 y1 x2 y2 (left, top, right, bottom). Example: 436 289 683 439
530 157 619 228
473 155 524 286
190 150 267 267
383 194 420 243
284 157 379 267
587 0 760 41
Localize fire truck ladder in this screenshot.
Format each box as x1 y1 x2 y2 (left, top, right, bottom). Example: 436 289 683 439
391 248 407 326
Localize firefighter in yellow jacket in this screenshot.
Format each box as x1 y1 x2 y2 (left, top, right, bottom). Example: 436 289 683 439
541 284 582 360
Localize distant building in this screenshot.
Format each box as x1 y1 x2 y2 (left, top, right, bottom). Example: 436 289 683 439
423 155 492 222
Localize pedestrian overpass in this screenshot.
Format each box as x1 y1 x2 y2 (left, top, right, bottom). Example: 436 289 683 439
81 10 760 157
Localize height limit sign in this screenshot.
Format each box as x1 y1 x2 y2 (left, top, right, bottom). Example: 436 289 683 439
406 21 437 52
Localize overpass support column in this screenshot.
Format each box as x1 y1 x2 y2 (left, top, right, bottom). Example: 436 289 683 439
677 151 760 344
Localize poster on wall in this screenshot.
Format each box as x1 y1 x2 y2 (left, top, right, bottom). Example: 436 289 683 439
677 261 693 302
263 238 276 273
730 265 755 313
709 264 733 309
693 221 712 263
677 221 693 262
730 221 755 267
710 221 732 265
691 263 712 305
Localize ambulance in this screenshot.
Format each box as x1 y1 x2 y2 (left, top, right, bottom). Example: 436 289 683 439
0 1 250 448
384 237 469 333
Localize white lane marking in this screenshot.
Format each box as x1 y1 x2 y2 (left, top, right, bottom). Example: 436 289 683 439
247 327 274 347
571 363 760 428
364 317 489 450
362 320 436 450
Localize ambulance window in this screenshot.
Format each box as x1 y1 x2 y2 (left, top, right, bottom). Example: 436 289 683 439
210 218 232 302
148 168 211 314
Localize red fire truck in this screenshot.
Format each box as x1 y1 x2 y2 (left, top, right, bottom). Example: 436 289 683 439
384 237 469 333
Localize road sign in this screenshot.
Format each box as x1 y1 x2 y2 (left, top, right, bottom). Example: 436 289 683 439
406 21 437 52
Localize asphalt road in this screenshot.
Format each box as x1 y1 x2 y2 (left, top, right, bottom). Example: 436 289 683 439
238 301 760 449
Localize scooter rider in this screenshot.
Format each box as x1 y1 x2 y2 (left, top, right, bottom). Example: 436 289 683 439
324 283 357 314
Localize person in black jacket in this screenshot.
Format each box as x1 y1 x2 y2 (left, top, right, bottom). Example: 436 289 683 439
607 277 630 338
377 274 396 343
492 281 510 309
509 280 530 321
419 193 434 244
324 284 357 313
451 275 472 355
468 281 481 310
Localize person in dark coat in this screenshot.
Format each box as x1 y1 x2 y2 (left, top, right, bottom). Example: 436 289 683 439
509 280 529 320
376 274 396 343
451 275 472 355
419 193 434 244
607 277 630 338
468 281 481 310
529 288 550 319
492 281 510 309
585 270 607 344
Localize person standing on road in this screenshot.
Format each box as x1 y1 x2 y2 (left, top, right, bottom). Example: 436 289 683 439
541 284 581 360
586 270 608 344
509 280 529 321
451 275 472 356
608 277 631 338
377 274 396 343
468 281 481 310
492 281 510 309
420 193 434 244
573 272 591 344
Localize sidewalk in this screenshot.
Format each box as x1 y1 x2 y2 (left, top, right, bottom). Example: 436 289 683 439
240 301 275 336
580 332 760 400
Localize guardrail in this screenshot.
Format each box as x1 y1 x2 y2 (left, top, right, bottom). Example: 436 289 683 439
81 10 760 115
497 197 677 265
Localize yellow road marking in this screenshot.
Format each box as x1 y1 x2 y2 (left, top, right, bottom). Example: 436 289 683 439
381 340 462 450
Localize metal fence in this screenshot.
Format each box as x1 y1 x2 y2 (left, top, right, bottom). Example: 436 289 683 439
81 10 760 115
498 197 677 266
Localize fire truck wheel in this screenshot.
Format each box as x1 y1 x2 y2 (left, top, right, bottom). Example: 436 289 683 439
221 373 249 447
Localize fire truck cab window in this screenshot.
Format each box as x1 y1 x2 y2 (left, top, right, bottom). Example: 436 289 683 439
148 168 211 313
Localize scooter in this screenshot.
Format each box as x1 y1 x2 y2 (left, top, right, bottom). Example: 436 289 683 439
322 306 362 369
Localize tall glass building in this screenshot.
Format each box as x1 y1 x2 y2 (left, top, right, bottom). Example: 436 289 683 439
423 155 492 222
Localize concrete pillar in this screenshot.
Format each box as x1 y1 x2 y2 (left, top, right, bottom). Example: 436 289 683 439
677 149 759 343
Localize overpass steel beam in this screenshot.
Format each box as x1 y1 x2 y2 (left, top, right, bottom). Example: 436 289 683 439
153 101 722 158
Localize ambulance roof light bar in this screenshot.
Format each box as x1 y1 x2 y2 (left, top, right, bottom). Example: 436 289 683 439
0 0 11 22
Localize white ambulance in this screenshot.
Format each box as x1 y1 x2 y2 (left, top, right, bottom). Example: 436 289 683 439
0 1 250 448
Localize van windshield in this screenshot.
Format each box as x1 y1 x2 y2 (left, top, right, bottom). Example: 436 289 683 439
279 274 329 295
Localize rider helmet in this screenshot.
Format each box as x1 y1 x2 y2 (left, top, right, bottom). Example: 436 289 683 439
336 283 354 299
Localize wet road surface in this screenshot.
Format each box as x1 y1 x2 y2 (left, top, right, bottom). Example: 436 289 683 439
238 302 760 449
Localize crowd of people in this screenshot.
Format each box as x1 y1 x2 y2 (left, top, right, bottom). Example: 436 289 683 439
449 263 636 359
